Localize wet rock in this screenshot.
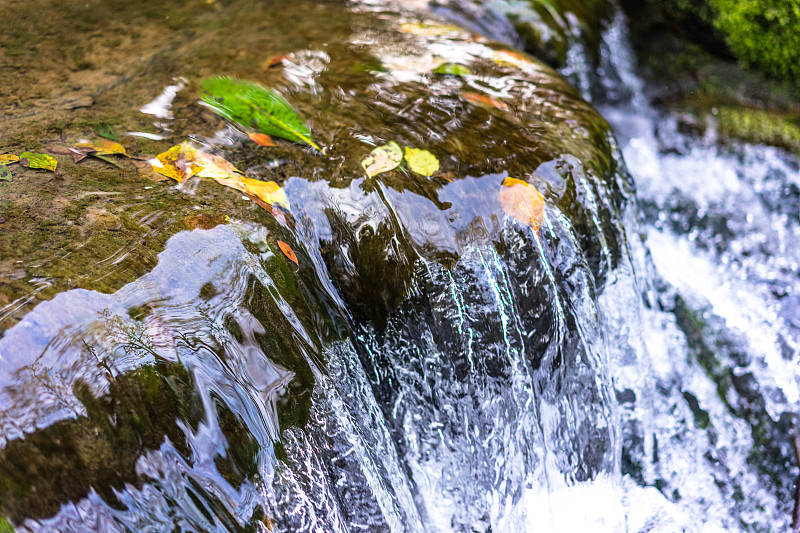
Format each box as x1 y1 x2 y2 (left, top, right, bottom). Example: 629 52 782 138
84 207 122 231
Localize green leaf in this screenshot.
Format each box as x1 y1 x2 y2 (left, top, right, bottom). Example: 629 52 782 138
94 123 120 141
200 76 320 150
92 153 123 168
362 142 403 178
19 152 57 172
0 165 11 182
433 63 471 77
404 147 440 176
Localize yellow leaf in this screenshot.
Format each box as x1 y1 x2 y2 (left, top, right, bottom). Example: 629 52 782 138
239 177 290 210
362 142 403 178
152 143 205 182
19 152 57 172
0 154 19 165
404 147 439 176
74 139 127 156
194 151 241 180
498 177 545 233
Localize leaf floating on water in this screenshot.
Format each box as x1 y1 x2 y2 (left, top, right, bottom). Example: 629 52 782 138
498 177 545 233
19 152 57 172
192 151 291 210
404 147 440 176
200 76 320 150
0 165 11 182
94 123 120 141
0 154 19 165
463 92 510 112
151 144 291 213
399 22 464 36
277 240 298 265
433 63 472 76
362 142 403 178
151 143 205 182
194 151 241 180
249 132 276 146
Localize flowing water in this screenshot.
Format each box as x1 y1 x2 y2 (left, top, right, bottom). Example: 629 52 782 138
0 1 797 532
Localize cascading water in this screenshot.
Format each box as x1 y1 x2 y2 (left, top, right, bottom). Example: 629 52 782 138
590 10 800 531
0 1 796 532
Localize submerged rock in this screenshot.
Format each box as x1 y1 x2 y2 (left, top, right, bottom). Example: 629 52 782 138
0 0 634 531
84 207 123 231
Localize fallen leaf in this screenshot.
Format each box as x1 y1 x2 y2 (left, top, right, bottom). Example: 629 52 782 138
239 177 291 209
92 153 124 168
404 147 440 176
0 165 11 182
435 171 454 182
193 151 291 210
491 50 535 69
19 152 57 172
94 123 120 141
362 142 403 178
399 22 464 36
200 76 320 150
277 240 298 265
433 63 471 76
498 177 545 233
0 154 19 165
193 151 240 180
463 92 510 112
151 143 205 182
264 55 288 69
74 139 127 156
249 132 276 146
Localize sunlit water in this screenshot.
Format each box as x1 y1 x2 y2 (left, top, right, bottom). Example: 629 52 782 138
0 2 797 532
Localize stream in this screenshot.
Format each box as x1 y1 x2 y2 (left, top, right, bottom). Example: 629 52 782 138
0 1 797 531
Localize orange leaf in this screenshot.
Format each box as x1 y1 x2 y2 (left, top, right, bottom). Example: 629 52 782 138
277 240 298 265
463 92 510 112
498 177 545 233
264 55 288 69
491 50 535 69
249 132 276 146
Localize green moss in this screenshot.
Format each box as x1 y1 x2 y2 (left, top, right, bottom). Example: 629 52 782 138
714 107 800 153
709 0 800 86
625 0 800 87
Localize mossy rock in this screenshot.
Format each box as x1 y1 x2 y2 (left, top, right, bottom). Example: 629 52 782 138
622 0 800 89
